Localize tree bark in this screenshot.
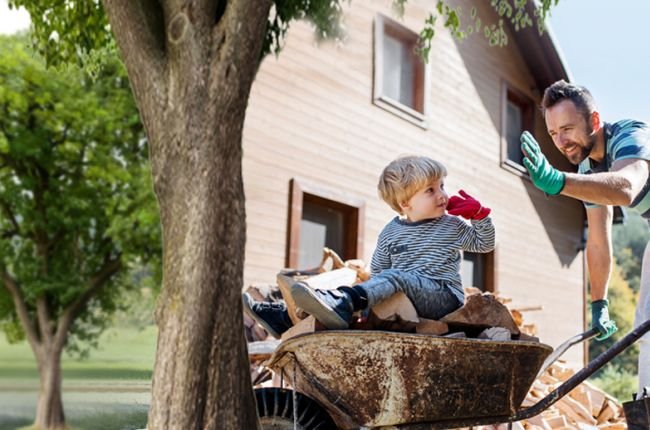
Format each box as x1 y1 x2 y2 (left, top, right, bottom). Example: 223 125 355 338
34 345 66 430
102 1 272 428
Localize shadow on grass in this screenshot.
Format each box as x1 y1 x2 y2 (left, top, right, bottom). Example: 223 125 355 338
68 409 148 430
0 368 152 380
1 409 148 430
0 415 31 430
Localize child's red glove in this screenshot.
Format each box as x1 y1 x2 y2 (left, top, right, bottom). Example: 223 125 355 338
447 190 491 220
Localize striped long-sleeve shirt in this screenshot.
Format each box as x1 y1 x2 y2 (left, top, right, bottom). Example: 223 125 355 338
370 215 496 303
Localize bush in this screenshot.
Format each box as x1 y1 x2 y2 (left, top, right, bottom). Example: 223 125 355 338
591 365 638 403
589 263 639 373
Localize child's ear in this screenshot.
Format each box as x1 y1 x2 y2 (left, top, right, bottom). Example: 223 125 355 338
398 200 410 212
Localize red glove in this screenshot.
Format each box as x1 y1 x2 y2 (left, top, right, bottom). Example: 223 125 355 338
447 190 491 220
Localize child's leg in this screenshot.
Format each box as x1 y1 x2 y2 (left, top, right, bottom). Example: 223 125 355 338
242 292 293 339
360 269 461 320
290 283 354 329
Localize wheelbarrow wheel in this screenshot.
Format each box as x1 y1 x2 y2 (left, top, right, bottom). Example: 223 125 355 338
255 387 337 430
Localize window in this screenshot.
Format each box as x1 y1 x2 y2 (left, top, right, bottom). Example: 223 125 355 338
373 14 428 126
286 179 365 269
501 83 534 174
461 250 496 292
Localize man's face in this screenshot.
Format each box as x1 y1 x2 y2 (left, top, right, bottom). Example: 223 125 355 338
544 99 596 165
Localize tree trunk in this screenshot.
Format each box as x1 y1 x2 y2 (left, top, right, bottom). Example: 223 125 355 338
34 346 66 430
101 1 273 428
147 107 258 429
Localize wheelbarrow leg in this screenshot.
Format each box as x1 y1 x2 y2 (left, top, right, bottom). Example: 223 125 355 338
623 389 650 430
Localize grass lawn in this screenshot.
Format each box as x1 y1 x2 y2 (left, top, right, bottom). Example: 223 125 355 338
0 325 156 430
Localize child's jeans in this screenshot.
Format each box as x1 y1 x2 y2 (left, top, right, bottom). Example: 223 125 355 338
360 269 462 320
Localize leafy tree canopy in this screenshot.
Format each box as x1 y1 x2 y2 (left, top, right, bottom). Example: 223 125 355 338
0 34 160 357
8 0 559 70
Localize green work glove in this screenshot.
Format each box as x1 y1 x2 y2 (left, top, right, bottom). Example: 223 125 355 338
520 131 566 195
591 299 618 341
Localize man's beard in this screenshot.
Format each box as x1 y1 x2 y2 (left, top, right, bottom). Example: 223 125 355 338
567 126 597 165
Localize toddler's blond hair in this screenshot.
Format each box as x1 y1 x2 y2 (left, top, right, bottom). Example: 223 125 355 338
378 155 447 214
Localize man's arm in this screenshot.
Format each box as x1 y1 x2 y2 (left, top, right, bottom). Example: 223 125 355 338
562 158 650 206
584 205 619 340
585 205 613 301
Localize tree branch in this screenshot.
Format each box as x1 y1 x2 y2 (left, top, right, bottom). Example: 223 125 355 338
192 0 220 33
1 270 40 350
0 200 20 234
50 125 69 148
55 254 123 349
36 296 54 344
209 0 273 99
1 229 18 239
102 0 167 129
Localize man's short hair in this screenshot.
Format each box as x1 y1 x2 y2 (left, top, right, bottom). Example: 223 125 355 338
378 155 447 214
541 80 597 124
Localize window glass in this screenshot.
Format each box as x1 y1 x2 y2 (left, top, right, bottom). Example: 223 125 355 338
299 201 345 268
382 34 414 109
462 251 486 291
506 100 524 166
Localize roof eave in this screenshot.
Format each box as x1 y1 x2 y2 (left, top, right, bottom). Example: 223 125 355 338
508 4 573 91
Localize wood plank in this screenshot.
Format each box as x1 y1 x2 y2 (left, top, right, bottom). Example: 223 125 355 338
280 316 324 341
441 293 520 335
555 395 597 426
415 318 449 335
366 291 419 332
247 340 280 361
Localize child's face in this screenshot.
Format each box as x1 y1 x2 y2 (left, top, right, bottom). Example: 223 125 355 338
400 178 448 222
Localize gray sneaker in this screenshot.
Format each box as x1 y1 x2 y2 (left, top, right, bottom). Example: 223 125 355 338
290 282 353 329
242 293 292 339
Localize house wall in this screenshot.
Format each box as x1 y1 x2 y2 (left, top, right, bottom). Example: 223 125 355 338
242 0 587 367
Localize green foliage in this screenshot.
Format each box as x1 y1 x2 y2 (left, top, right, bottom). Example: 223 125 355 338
112 285 157 330
10 0 349 65
591 365 638 403
588 263 639 374
10 0 563 71
264 0 347 57
614 211 650 292
351 0 565 73
8 0 112 69
404 0 548 62
0 35 161 356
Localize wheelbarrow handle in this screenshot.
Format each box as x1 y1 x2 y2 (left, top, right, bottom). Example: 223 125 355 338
515 319 650 423
535 327 600 378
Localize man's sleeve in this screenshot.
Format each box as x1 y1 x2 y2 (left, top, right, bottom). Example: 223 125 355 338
578 159 601 210
609 120 650 162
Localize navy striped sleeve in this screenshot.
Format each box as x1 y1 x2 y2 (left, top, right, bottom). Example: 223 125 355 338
457 217 496 253
370 223 392 276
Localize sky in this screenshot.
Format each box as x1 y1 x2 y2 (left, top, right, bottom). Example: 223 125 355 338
1 0 649 122
548 0 650 123
0 0 29 35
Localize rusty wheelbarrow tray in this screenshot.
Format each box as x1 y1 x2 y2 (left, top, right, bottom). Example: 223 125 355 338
264 319 650 429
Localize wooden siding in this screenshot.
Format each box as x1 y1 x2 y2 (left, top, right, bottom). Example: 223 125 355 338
242 0 586 367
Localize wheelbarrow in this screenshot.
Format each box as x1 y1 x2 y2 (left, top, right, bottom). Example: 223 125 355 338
254 319 650 429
